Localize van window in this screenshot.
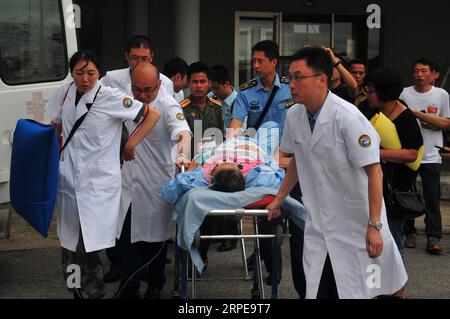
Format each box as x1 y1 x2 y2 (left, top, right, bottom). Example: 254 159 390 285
0 0 68 85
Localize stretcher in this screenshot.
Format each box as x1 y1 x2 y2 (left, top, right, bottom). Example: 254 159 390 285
171 192 288 299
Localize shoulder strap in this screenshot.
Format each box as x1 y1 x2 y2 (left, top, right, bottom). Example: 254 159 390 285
60 85 102 156
251 85 279 131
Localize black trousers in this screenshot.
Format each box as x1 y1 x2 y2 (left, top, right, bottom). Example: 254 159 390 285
316 254 339 299
404 163 442 238
289 182 306 298
116 205 167 293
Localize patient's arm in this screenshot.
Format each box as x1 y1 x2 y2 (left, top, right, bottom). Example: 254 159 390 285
267 156 298 220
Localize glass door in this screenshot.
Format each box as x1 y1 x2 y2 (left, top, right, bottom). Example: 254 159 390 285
234 12 280 86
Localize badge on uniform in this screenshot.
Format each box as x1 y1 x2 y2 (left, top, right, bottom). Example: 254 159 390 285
122 97 133 108
191 112 197 118
358 134 372 148
176 112 185 121
249 101 259 110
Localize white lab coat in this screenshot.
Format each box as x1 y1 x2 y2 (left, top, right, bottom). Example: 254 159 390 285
45 81 144 253
100 67 175 97
117 86 191 243
281 92 407 299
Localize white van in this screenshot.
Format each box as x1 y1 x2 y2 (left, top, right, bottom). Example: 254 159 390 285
0 0 78 238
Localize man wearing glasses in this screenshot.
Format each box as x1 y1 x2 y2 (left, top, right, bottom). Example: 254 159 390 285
116 63 191 299
267 47 407 299
100 35 174 97
99 35 176 283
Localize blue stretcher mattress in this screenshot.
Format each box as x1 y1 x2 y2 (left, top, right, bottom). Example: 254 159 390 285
10 119 59 237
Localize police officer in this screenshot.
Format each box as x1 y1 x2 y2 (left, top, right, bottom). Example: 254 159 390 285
207 65 239 252
180 61 224 157
208 65 238 130
229 40 296 287
116 63 191 299
229 40 292 138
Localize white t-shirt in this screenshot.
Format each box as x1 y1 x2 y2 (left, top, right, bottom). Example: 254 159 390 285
400 86 450 163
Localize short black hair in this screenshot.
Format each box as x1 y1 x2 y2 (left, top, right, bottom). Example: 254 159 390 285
69 50 102 74
126 35 151 53
291 47 333 84
211 167 246 193
349 59 367 69
187 61 209 80
208 65 231 85
252 40 280 61
412 58 437 72
163 57 188 78
366 68 403 102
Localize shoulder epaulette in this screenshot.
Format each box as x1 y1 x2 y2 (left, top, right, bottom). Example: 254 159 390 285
180 98 191 108
208 97 222 107
280 76 290 84
285 99 295 108
239 79 257 91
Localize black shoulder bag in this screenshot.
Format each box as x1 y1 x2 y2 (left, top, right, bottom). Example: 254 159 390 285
250 86 279 132
59 85 102 157
385 165 426 219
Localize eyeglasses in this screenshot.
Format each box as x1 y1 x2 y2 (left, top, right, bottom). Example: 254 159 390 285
130 55 152 63
131 84 159 95
287 73 323 83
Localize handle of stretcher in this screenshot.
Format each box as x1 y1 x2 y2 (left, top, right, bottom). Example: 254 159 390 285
208 209 269 216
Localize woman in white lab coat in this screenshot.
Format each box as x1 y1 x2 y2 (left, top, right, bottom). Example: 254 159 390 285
45 50 160 299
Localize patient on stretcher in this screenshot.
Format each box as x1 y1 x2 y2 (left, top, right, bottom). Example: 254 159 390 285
161 121 284 204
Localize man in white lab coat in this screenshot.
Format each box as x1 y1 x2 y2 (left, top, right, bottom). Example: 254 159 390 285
100 35 174 97
115 63 191 299
99 35 174 282
267 47 407 299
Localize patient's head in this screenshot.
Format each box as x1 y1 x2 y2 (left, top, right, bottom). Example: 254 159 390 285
211 163 246 192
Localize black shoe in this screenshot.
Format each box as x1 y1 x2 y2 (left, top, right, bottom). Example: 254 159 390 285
103 266 120 283
144 287 161 299
217 240 238 252
265 272 282 285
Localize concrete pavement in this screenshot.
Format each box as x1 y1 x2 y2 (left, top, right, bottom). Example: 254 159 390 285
0 202 449 299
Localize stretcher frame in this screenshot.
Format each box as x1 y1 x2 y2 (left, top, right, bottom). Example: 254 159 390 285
172 208 283 299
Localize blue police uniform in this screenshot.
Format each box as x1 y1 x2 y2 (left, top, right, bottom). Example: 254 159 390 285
232 74 293 136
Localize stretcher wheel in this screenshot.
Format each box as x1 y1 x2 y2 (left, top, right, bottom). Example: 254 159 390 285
251 288 260 299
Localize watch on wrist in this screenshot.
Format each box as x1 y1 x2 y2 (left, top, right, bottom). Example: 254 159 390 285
368 219 382 231
333 61 341 68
